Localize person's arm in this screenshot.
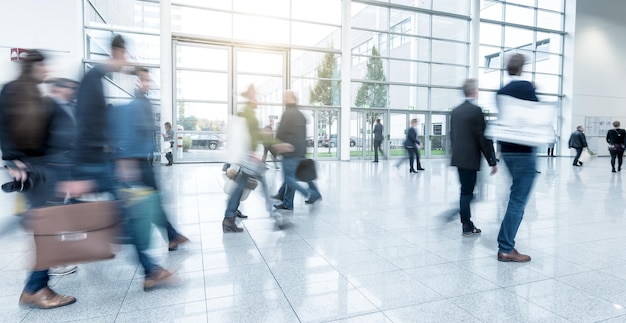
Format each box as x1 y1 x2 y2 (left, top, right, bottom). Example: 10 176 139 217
607 130 612 144
582 133 588 148
473 108 498 174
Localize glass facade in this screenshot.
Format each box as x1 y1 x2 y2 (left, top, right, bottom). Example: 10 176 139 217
83 0 567 161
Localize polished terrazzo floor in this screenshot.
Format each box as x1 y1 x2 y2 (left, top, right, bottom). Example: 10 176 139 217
1 156 626 322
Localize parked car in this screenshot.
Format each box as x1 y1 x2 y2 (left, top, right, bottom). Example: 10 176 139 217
321 134 357 148
190 134 225 150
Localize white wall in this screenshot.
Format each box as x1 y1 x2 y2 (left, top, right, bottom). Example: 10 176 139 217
0 0 83 85
571 0 626 155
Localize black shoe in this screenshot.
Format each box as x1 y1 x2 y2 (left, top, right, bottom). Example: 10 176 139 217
235 210 248 219
166 163 173 166
578 162 583 166
410 169 418 173
619 167 622 172
613 168 617 173
271 194 284 200
372 160 378 163
305 193 322 204
222 217 243 233
273 204 293 210
417 167 425 170
462 227 482 236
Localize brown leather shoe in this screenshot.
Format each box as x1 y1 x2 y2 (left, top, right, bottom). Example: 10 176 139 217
497 249 531 262
144 268 174 291
19 287 76 309
168 234 190 251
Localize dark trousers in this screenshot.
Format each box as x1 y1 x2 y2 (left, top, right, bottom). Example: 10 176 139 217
573 147 583 165
407 147 418 170
374 140 385 161
610 148 624 170
457 168 477 231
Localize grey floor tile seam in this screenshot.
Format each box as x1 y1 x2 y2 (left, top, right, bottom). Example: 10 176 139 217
244 224 304 323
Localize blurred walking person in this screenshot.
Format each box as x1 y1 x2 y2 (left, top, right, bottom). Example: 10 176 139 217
162 122 174 166
372 119 385 162
606 121 625 172
568 126 588 167
0 51 77 308
395 118 421 173
450 79 498 237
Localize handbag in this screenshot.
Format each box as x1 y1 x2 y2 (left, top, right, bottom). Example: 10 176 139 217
23 200 121 270
296 159 317 181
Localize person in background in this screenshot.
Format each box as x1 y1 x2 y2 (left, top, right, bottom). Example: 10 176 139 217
396 118 421 173
0 50 77 309
162 122 174 166
495 53 539 263
262 118 279 169
273 91 321 209
606 121 625 172
568 125 588 167
46 78 80 277
450 79 498 237
373 118 385 162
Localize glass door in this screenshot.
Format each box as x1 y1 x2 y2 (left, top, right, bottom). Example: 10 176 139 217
172 42 287 163
430 113 451 158
351 109 387 159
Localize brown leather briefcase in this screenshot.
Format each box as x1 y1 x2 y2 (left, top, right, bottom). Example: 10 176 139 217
23 200 121 270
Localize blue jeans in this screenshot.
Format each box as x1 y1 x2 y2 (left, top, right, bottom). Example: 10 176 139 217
138 160 179 241
224 170 251 218
497 153 537 253
281 157 318 209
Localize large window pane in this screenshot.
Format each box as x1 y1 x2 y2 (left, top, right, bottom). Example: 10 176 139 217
537 32 562 54
177 102 228 131
389 60 429 84
538 0 564 12
432 16 468 42
537 10 563 30
481 1 503 21
86 0 160 32
505 4 535 27
477 90 498 113
236 50 284 75
535 53 561 74
507 0 534 6
431 40 468 65
233 0 289 18
390 0 431 9
176 71 228 101
351 82 388 108
173 7 232 38
388 85 428 110
478 68 502 90
235 75 284 104
480 45 502 69
293 0 341 25
480 22 502 47
431 64 467 87
431 88 463 111
432 0 470 16
172 0 231 10
292 22 341 49
504 26 534 49
352 4 388 31
233 14 289 44
534 73 560 94
176 46 228 71
390 10 430 37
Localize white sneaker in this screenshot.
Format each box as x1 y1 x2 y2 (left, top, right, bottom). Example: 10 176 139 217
49 265 78 276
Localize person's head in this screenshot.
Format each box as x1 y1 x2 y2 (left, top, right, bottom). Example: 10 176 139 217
507 53 525 76
19 50 48 83
376 118 381 124
577 125 584 132
411 118 418 127
269 118 275 126
135 67 150 94
51 78 79 102
283 90 297 106
614 121 621 128
462 78 478 98
109 34 127 72
242 84 258 107
164 122 172 130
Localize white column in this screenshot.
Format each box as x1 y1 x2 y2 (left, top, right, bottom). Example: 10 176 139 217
340 0 352 161
160 0 174 162
561 0 577 157
469 0 480 79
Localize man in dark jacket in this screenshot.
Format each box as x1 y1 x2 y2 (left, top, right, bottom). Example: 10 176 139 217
495 53 539 263
450 79 498 236
274 91 321 210
568 126 588 166
373 119 385 162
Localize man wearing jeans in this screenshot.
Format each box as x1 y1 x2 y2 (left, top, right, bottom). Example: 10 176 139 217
496 53 539 262
274 91 321 210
